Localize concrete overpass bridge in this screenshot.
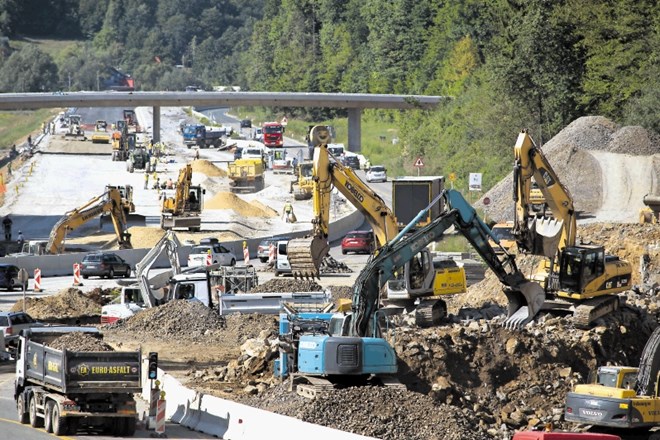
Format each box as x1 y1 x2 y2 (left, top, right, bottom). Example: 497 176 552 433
0 91 445 150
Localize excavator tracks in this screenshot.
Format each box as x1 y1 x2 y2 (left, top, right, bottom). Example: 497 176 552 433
292 374 406 400
572 295 620 329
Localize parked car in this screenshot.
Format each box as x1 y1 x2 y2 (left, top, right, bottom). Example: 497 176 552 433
257 236 291 263
341 230 375 254
188 238 237 267
80 252 132 279
240 119 252 128
0 311 44 349
0 264 27 291
366 165 387 183
342 155 360 170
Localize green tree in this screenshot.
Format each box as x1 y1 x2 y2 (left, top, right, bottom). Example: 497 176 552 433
566 0 659 120
0 45 59 91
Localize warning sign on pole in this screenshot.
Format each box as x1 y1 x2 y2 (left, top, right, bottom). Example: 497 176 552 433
469 173 482 191
413 157 424 168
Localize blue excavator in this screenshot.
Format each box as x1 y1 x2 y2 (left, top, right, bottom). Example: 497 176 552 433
278 188 544 397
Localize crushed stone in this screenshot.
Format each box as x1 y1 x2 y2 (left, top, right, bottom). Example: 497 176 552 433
48 332 114 352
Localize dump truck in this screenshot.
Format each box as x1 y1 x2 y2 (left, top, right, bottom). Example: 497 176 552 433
14 327 141 436
228 158 265 192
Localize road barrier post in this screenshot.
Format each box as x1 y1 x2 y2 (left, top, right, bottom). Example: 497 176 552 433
243 240 249 265
33 268 42 292
72 263 83 286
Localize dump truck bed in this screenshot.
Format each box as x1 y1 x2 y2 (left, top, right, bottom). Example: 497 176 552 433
22 329 141 394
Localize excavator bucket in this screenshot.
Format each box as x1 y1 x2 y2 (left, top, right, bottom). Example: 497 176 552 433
528 217 563 258
502 280 546 329
287 236 330 279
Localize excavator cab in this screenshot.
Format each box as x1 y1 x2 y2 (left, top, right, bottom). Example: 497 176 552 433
556 245 605 293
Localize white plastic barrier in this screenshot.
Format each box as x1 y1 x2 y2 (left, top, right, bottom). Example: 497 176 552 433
157 368 376 440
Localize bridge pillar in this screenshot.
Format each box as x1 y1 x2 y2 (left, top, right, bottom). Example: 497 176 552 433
347 108 361 153
152 106 161 142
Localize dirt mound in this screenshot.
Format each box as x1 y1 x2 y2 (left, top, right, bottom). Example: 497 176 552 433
478 116 660 222
48 332 114 352
249 279 323 293
11 288 102 319
191 159 227 177
106 300 225 340
206 192 275 217
249 199 278 217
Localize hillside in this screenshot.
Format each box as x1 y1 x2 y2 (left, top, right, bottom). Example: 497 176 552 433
478 116 660 223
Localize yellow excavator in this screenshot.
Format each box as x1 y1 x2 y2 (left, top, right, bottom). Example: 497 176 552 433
287 126 467 325
509 129 632 327
47 188 132 254
160 164 205 231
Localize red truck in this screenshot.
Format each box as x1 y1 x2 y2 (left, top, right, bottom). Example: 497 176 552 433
262 122 284 147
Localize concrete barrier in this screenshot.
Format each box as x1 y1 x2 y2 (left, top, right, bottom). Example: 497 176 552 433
156 369 375 440
0 208 365 279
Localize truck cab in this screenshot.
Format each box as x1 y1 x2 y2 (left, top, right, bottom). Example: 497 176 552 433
262 122 284 148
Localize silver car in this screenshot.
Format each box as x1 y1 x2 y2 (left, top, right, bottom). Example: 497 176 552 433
366 165 387 183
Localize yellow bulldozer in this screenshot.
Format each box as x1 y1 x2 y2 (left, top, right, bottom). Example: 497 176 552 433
289 161 313 200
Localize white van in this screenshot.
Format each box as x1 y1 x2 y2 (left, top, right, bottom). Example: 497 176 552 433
242 144 268 160
274 240 292 277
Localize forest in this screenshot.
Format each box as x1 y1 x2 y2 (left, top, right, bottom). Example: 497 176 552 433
0 0 657 189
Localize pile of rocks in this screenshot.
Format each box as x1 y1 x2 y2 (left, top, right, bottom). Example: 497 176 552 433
320 255 353 274
249 279 323 293
48 332 114 352
105 299 226 340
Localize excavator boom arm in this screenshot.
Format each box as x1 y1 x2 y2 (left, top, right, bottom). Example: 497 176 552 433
288 126 399 278
47 189 131 254
350 189 545 336
513 130 577 256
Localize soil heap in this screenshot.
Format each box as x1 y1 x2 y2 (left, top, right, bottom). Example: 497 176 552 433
206 191 277 217
191 159 227 177
11 288 102 320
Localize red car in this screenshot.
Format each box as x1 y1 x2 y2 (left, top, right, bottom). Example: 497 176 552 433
341 231 375 254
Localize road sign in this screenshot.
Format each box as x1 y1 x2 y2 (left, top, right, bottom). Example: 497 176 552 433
414 157 424 167
483 197 491 205
449 172 456 182
17 268 29 284
281 116 288 127
469 172 482 191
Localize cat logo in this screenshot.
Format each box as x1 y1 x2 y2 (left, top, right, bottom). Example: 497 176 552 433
78 364 90 376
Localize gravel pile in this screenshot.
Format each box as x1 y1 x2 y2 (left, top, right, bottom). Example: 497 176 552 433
106 299 225 340
320 255 353 273
477 116 660 221
48 332 114 352
241 385 489 440
11 288 102 319
249 279 323 293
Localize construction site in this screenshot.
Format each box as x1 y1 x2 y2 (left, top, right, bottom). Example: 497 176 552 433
1 109 660 440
